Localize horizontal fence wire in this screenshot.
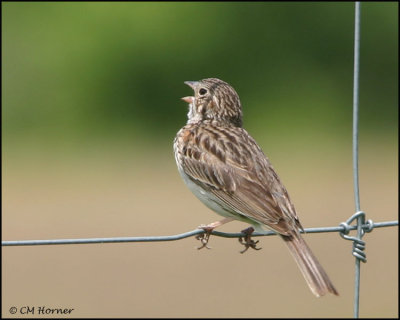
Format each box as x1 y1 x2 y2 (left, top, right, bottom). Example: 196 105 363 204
2 220 397 246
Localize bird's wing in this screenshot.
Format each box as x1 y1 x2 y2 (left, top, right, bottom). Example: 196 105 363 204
178 124 302 235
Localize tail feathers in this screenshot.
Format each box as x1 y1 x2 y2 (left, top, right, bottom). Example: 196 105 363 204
282 232 339 297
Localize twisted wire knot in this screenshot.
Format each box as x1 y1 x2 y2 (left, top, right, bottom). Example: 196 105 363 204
339 211 374 263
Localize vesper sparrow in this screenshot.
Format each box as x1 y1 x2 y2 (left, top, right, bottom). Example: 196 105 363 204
173 78 338 297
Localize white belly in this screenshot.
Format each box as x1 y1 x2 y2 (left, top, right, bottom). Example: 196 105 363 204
177 166 264 231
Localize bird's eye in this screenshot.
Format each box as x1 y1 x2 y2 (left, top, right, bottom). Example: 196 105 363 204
199 88 207 95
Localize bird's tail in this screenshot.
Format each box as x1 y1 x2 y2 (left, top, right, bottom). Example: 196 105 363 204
282 232 339 297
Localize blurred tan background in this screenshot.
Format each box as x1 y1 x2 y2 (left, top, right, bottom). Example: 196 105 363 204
2 2 398 318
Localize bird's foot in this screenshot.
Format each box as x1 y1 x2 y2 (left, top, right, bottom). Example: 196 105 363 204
238 227 262 254
196 224 215 250
195 218 235 250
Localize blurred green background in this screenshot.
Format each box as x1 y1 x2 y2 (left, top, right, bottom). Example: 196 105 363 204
3 2 398 318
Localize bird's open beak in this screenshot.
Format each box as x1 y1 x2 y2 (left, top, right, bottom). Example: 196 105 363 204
182 81 198 103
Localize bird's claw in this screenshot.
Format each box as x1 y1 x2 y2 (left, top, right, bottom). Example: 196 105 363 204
238 227 262 254
196 224 214 250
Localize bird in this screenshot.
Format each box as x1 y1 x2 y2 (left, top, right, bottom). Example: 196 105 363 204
173 77 338 297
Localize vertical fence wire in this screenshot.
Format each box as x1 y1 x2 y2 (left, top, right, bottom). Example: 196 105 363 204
352 2 362 318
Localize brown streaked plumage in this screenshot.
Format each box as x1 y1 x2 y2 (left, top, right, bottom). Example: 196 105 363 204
173 78 338 297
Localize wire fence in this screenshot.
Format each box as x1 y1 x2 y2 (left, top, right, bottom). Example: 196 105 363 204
2 2 398 318
1 221 397 247
351 2 364 318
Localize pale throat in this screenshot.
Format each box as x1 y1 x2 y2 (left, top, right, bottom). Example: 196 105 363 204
187 101 204 124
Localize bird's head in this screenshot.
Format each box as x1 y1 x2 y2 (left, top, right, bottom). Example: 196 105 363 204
182 78 243 127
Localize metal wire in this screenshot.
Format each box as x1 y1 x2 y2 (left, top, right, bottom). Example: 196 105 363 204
2 220 397 246
352 3 363 318
340 211 373 263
